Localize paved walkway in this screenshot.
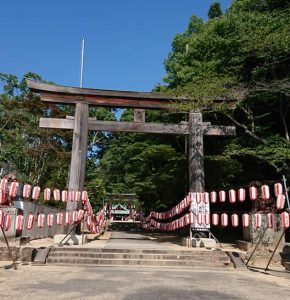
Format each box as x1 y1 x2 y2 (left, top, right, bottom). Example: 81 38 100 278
105 231 171 250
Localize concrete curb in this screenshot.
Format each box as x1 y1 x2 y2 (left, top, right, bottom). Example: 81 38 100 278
226 251 248 270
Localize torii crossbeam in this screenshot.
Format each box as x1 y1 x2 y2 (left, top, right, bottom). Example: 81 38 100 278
27 80 235 210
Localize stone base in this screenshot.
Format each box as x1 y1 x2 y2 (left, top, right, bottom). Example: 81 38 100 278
53 234 86 245
200 238 216 248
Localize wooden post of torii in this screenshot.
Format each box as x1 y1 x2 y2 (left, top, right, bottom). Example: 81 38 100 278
27 80 236 205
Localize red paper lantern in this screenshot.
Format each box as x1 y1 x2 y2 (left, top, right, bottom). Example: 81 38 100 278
231 214 239 227
0 189 5 205
242 213 250 227
205 213 210 225
276 194 285 210
261 185 270 200
68 190 75 202
23 184 32 199
221 213 228 227
75 191 81 202
238 188 246 202
26 213 35 230
0 209 4 226
15 215 23 231
56 212 63 225
4 213 11 231
212 213 219 226
37 213 45 228
274 182 283 197
229 189 236 204
78 209 84 221
210 191 217 203
44 188 51 202
197 213 203 225
72 211 78 223
268 213 274 229
189 212 194 224
32 186 41 201
219 191 226 203
62 190 68 202
0 178 7 191
255 213 262 228
53 189 60 202
9 181 19 198
249 186 258 201
82 190 88 202
47 212 54 227
196 193 202 203
281 212 290 228
203 192 209 204
65 211 71 225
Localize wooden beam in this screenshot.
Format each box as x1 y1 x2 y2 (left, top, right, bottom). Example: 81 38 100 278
27 79 236 109
39 118 235 136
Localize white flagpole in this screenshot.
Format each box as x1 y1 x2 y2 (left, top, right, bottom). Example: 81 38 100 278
80 38 85 88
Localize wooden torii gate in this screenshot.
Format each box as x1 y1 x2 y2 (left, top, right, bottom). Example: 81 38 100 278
27 80 236 210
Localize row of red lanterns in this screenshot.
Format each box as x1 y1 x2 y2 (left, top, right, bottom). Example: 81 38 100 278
0 178 89 204
143 212 290 231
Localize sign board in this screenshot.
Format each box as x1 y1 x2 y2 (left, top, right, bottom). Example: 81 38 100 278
190 192 210 231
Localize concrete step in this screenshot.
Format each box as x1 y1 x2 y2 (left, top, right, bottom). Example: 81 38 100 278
48 251 230 262
46 256 231 268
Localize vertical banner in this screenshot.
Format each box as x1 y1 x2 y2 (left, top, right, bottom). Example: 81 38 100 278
190 192 210 231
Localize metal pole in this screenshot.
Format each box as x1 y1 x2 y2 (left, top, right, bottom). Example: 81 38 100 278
282 175 290 209
80 38 85 88
0 225 17 270
265 229 285 272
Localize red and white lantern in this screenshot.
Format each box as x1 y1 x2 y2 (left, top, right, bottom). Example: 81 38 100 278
86 215 92 227
255 213 262 228
32 186 41 201
274 182 283 197
72 211 78 223
276 194 285 210
0 209 4 226
197 213 203 225
281 212 290 228
210 191 217 203
4 213 11 231
221 213 228 227
229 189 236 204
231 214 239 227
62 190 68 202
44 188 51 202
196 193 202 203
53 189 60 202
82 191 88 202
22 184 32 199
65 211 71 225
37 213 45 228
203 192 209 204
0 178 7 191
219 191 226 203
9 181 19 198
261 185 270 200
212 213 219 226
204 213 210 225
249 186 258 201
68 190 75 202
238 188 246 202
268 213 274 229
47 212 54 227
15 214 24 231
26 213 35 230
56 212 64 225
78 209 84 221
242 213 250 227
0 189 5 205
75 191 81 202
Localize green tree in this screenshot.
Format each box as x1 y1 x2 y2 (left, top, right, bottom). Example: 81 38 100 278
208 2 223 19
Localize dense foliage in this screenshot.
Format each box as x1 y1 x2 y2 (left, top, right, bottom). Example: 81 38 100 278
1 0 289 213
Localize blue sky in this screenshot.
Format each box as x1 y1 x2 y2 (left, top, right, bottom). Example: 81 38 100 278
0 0 232 92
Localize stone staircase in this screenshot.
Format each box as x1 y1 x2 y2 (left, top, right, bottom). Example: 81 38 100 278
46 247 233 268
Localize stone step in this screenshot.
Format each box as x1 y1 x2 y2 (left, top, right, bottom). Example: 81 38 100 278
46 257 232 268
50 247 221 255
48 251 230 262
